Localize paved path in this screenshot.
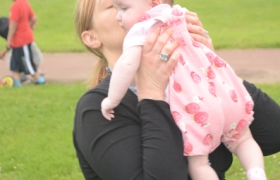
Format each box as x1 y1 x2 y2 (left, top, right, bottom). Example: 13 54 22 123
0 49 279 84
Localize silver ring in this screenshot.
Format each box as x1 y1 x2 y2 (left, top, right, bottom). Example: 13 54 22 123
160 53 169 61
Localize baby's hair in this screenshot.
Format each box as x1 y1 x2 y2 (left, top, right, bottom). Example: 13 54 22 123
161 0 174 6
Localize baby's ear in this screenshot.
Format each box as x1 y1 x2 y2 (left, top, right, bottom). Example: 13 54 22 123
81 30 102 49
151 0 161 7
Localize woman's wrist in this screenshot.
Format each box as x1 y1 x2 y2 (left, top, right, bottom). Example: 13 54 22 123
138 91 165 101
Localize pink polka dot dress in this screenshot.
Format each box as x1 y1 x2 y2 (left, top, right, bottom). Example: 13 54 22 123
123 4 254 156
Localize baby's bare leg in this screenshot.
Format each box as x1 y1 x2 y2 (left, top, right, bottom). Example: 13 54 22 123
226 129 267 180
187 155 219 180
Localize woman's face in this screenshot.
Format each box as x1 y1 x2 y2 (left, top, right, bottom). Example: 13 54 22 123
93 0 126 57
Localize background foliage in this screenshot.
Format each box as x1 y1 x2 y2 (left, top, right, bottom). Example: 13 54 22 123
0 0 279 52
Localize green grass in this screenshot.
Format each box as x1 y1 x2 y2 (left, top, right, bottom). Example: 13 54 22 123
0 0 280 52
0 0 83 52
175 0 280 49
0 83 280 179
0 83 87 180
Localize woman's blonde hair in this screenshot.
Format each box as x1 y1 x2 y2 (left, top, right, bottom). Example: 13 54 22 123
75 0 109 89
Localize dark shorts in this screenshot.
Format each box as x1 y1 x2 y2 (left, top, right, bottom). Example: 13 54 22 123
10 43 37 75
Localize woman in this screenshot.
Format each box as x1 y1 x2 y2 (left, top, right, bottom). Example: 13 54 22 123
73 0 280 179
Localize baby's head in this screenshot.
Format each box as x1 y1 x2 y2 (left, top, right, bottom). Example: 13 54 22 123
113 0 174 32
113 0 160 31
161 0 173 6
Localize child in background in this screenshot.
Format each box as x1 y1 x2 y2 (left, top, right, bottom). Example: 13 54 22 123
0 17 44 82
6 0 45 87
101 0 267 179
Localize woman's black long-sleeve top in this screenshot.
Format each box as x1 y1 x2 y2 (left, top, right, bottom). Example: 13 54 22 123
73 75 192 180
73 75 280 180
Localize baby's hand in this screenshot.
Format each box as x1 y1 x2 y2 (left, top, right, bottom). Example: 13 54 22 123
101 97 115 120
0 50 7 60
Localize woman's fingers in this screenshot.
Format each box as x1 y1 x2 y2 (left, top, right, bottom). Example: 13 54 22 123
136 48 180 101
187 23 206 38
185 11 208 39
152 28 174 55
142 27 161 54
189 31 214 51
185 11 203 27
160 40 179 61
185 11 214 51
165 50 180 75
141 27 176 67
137 28 180 101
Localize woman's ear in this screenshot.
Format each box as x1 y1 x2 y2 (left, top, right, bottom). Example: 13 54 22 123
151 0 160 7
81 30 102 49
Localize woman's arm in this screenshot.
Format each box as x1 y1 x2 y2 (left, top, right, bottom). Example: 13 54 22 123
74 91 188 180
244 80 280 156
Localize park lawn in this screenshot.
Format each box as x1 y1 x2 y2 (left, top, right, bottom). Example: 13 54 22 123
0 83 87 180
175 0 280 49
0 0 81 52
0 83 280 179
0 0 280 52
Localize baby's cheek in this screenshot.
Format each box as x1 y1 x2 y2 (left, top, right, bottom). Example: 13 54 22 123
126 19 137 30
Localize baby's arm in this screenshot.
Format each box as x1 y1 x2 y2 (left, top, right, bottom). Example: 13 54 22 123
101 46 142 120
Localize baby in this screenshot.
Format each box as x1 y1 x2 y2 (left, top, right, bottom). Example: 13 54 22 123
101 0 267 179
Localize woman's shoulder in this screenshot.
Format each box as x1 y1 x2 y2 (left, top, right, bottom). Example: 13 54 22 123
76 76 110 110
86 76 110 97
75 75 138 118
76 75 137 110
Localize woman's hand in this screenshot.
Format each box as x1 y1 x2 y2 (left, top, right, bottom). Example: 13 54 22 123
185 11 214 51
136 27 180 101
